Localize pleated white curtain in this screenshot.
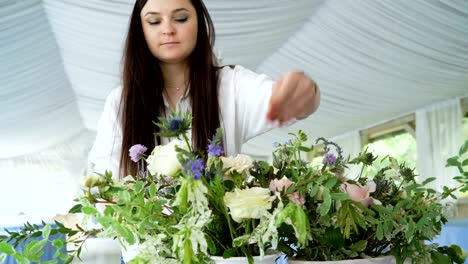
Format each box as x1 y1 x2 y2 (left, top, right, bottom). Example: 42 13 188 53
416 98 463 194
254 0 468 153
0 0 84 158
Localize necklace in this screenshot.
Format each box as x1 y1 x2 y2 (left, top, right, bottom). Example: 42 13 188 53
165 82 186 92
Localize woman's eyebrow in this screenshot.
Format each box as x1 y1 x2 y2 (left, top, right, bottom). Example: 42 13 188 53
144 8 189 17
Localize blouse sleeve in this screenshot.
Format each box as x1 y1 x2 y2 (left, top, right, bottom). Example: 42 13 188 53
230 66 280 142
87 87 123 179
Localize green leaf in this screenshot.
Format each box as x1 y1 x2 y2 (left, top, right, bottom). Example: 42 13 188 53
232 235 250 248
223 247 238 259
0 241 15 255
416 217 428 229
365 215 380 225
149 182 156 198
336 200 367 239
82 206 99 215
112 222 135 245
383 221 393 240
422 177 436 186
42 224 51 240
462 159 468 167
350 240 367 252
446 157 460 167
62 254 74 264
52 239 65 249
316 174 329 185
291 204 310 246
324 177 338 189
406 221 415 242
431 250 452 264
445 244 466 264
24 239 46 258
206 236 216 255
175 180 189 212
376 224 384 240
118 190 132 204
13 253 29 264
68 204 83 213
0 254 6 263
320 188 331 216
42 260 58 264
330 193 349 200
309 185 319 198
299 146 312 152
459 140 468 156
322 227 344 247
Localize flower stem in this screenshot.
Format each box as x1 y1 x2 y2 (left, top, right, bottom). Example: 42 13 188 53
182 134 192 152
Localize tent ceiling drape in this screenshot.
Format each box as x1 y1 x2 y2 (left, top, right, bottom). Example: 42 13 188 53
1 0 467 159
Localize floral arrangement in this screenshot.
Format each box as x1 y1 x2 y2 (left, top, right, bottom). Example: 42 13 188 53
0 112 467 264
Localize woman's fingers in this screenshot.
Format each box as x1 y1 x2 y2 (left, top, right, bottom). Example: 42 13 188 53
267 72 317 123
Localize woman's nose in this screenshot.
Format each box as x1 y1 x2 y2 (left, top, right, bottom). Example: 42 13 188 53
162 22 175 35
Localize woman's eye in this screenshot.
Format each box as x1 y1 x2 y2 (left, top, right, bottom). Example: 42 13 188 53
175 17 188 23
148 20 160 25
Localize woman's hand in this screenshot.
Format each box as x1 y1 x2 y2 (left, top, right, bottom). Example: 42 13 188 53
267 71 320 125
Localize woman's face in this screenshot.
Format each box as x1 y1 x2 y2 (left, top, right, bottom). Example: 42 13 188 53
140 0 198 65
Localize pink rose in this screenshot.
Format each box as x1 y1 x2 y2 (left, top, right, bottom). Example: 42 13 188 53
341 181 381 207
287 191 305 205
269 176 293 192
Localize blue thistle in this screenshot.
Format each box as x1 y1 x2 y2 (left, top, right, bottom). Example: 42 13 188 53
155 111 192 138
168 118 185 132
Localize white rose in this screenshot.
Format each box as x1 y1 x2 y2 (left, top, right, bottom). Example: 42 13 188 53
146 139 188 177
224 187 274 223
221 154 253 174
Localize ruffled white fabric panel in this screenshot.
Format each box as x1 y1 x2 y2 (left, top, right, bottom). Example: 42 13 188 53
0 0 84 158
244 0 468 155
416 97 463 193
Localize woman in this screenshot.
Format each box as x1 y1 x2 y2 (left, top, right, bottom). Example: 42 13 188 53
89 0 320 179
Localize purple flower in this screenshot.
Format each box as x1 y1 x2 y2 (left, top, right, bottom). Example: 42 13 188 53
182 158 205 180
322 153 337 166
129 144 147 162
207 131 224 157
208 141 224 157
272 142 280 148
168 118 185 132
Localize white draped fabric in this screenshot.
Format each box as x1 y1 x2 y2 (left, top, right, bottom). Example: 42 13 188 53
245 0 468 155
0 0 84 158
416 98 463 193
0 131 95 225
1 0 468 221
1 0 467 158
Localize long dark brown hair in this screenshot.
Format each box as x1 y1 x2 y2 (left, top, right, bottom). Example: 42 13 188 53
120 0 220 177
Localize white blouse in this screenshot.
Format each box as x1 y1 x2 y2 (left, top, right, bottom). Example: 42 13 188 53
88 65 281 178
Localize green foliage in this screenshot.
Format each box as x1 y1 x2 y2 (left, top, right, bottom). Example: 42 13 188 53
1 111 467 264
278 136 468 263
